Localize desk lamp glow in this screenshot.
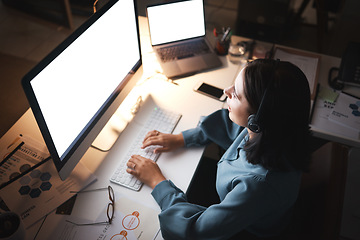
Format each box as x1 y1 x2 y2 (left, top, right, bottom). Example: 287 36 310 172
21 0 142 180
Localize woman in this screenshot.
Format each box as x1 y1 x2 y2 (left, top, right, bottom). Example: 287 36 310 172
126 59 311 239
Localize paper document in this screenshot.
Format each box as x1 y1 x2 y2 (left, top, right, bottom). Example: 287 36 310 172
329 92 360 131
310 88 360 140
0 135 48 186
53 194 160 240
0 152 96 228
274 48 319 97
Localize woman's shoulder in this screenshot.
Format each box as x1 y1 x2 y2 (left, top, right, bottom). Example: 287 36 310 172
230 167 301 193
228 169 301 206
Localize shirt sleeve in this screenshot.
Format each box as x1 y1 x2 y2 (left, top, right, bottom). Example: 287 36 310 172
151 178 278 240
182 109 243 150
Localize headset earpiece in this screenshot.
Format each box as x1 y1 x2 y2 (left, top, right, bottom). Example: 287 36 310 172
247 114 261 133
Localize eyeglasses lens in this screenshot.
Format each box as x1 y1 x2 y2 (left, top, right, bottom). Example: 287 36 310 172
107 186 115 224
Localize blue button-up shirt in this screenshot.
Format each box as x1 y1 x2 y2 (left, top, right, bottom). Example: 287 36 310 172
151 109 302 240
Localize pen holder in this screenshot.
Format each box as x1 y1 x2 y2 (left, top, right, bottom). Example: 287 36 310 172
215 39 230 56
213 27 231 56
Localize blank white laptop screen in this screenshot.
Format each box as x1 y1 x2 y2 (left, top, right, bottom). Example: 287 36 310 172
147 0 205 46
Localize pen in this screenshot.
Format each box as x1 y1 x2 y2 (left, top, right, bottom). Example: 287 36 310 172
221 27 231 43
213 28 218 37
0 141 24 168
224 30 232 42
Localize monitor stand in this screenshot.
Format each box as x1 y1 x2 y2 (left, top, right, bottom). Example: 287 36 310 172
91 114 128 152
91 94 144 152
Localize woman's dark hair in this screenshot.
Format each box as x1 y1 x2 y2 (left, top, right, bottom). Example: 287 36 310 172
243 59 311 172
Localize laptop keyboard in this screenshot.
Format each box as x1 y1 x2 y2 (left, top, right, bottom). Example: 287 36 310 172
157 39 211 62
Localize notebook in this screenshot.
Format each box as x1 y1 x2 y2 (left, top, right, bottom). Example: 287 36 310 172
146 0 222 78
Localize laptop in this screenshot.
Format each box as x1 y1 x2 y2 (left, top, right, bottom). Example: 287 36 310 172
146 0 222 78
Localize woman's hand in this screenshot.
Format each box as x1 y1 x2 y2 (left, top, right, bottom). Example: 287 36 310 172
126 155 166 189
141 130 184 153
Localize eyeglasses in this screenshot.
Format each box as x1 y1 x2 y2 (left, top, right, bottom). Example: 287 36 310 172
66 185 115 226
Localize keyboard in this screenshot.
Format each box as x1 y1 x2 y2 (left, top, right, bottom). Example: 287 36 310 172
157 39 210 62
110 106 181 191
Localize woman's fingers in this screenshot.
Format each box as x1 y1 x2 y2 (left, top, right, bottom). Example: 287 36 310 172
126 155 141 173
143 130 160 143
142 130 163 149
142 131 185 153
126 155 166 189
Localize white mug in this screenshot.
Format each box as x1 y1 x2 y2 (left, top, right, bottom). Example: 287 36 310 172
0 212 25 240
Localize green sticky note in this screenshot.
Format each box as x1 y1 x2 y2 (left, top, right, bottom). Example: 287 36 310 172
318 87 339 103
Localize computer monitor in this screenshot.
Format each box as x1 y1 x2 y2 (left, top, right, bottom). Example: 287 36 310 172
21 0 142 180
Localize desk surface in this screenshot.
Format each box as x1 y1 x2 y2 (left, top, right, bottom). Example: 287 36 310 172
0 16 359 240
0 16 242 240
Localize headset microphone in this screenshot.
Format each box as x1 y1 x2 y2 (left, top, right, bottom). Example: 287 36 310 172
247 88 269 133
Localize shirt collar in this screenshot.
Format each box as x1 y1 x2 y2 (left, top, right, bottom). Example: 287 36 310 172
238 128 249 149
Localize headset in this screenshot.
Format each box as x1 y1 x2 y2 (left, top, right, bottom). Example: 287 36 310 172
247 87 269 133
247 60 279 133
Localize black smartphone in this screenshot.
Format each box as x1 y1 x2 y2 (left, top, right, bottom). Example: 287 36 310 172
194 82 226 101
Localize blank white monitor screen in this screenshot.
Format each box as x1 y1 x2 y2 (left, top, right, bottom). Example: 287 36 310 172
22 0 141 180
